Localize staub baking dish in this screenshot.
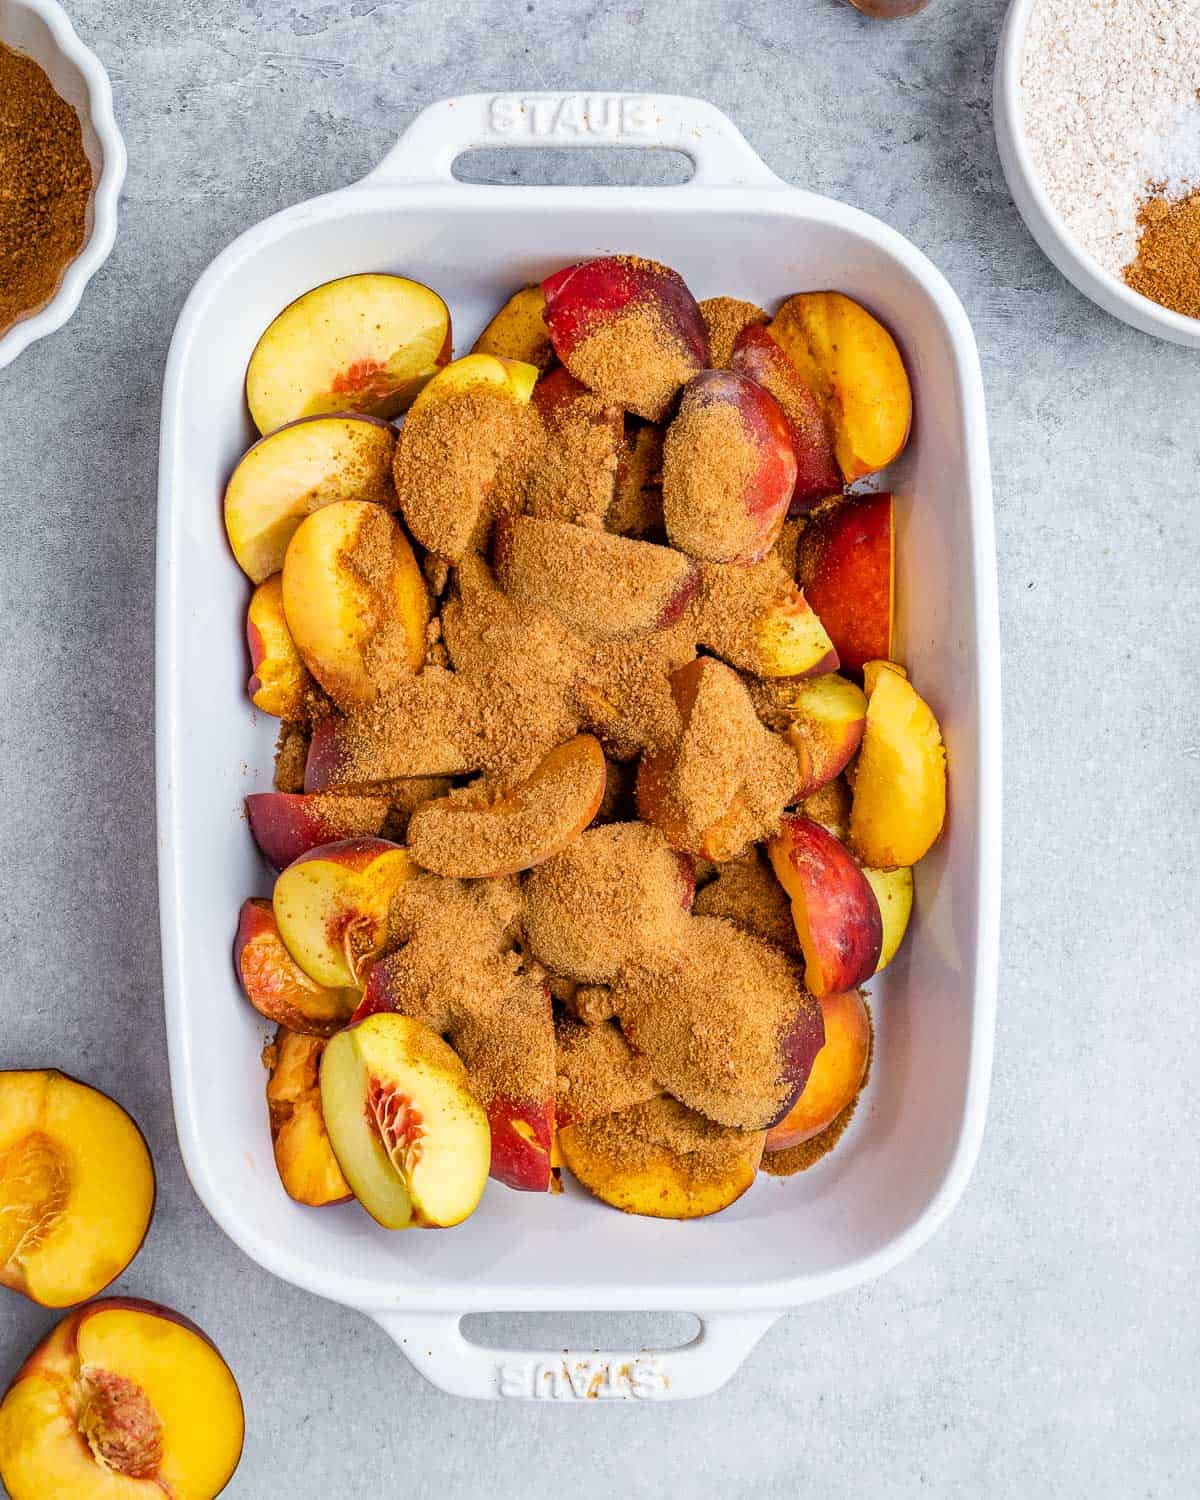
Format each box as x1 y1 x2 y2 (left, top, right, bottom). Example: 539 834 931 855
156 93 1001 1402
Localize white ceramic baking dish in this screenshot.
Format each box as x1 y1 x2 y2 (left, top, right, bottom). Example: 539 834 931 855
157 93 1001 1402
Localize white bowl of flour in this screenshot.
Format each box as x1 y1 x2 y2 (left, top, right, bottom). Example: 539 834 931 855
994 0 1200 346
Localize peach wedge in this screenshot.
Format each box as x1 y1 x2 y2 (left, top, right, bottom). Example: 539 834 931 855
282 498 429 710
765 989 871 1151
266 1029 352 1206
862 864 915 972
320 1013 490 1229
850 667 947 869
753 672 867 797
224 413 395 584
696 557 838 679
0 1298 244 1500
406 734 606 878
246 574 310 718
245 272 450 434
795 491 895 675
272 837 415 989
0 1070 154 1309
768 291 911 483
235 898 358 1035
245 790 391 870
471 284 554 371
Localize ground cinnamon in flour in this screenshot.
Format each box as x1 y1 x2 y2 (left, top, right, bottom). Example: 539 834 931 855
1124 189 1200 318
0 43 92 335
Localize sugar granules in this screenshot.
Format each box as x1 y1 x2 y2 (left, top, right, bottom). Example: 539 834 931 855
1019 0 1200 275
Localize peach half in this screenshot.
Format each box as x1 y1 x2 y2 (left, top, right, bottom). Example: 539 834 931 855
272 837 415 989
558 1097 764 1220
765 989 871 1151
768 291 912 483
266 1029 352 1207
245 272 450 434
0 1298 244 1500
235 899 358 1036
0 1071 154 1309
281 498 429 711
493 513 699 640
768 815 883 997
320 1013 490 1229
245 574 311 718
223 413 395 584
662 369 797 564
406 734 606 878
850 667 947 869
245 790 391 870
795 491 895 675
472 284 555 371
753 672 867 797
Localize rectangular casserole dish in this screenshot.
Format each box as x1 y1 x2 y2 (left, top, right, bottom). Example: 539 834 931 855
156 93 1001 1402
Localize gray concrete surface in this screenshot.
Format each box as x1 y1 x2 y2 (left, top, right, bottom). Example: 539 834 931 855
2 0 1198 1494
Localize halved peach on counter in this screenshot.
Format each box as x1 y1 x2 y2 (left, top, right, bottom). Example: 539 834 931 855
695 556 838 678
493 513 699 641
245 272 450 433
320 1012 490 1229
406 734 606 878
0 1071 154 1309
862 864 914 972
541 255 709 420
730 324 841 511
246 574 311 717
795 491 894 674
245 790 391 870
472 284 555 370
768 291 911 482
265 1029 352 1206
558 1096 764 1220
610 917 825 1130
850 667 946 869
235 899 357 1035
224 413 396 583
272 837 415 989
0 1298 244 1500
393 353 539 562
752 672 867 796
765 989 870 1151
662 369 797 564
282 498 429 710
768 815 883 996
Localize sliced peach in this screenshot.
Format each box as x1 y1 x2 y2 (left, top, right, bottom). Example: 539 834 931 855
245 790 391 870
558 1096 764 1220
691 847 800 956
281 499 429 710
246 574 311 717
265 1029 352 1206
699 295 768 368
0 1071 154 1309
802 775 852 841
493 513 699 640
768 291 911 482
554 1016 662 1128
635 658 798 862
406 734 606 878
235 899 357 1035
223 413 396 583
541 255 708 420
768 815 883 996
606 420 665 538
272 837 415 989
522 822 694 982
521 367 625 526
392 353 539 562
850 667 946 868
795 492 894 674
862 865 914 972
730 324 841 511
320 1012 490 1229
752 672 867 796
862 657 907 697
695 556 838 678
610 917 825 1130
0 1298 244 1500
765 989 870 1151
472 284 554 370
245 272 450 433
662 369 797 564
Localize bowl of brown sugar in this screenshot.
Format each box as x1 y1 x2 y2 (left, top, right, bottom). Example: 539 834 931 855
995 0 1200 348
0 0 125 370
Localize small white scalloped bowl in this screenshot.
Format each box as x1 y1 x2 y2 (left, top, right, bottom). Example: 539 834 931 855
0 0 126 370
994 0 1200 349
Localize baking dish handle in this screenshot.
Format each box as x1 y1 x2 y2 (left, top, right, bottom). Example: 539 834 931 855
360 93 786 191
370 1307 783 1401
